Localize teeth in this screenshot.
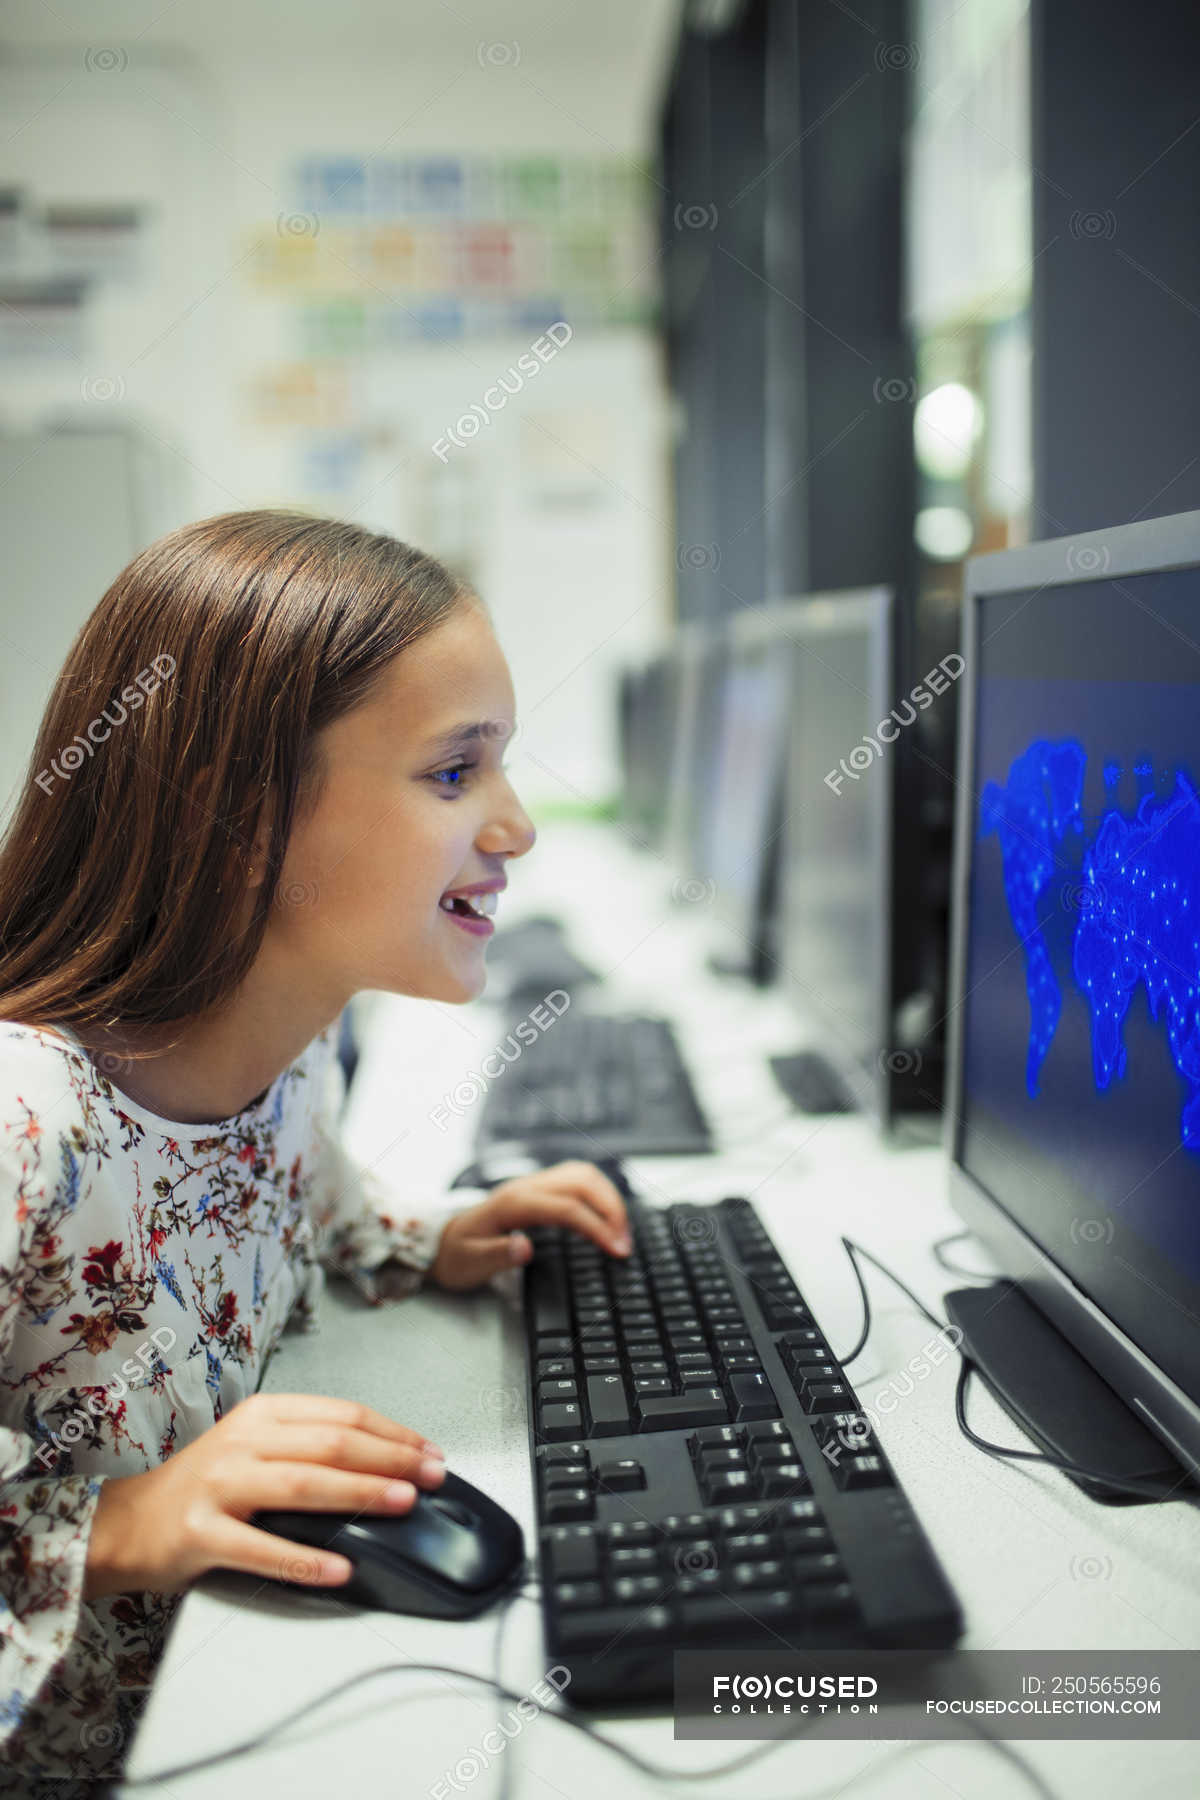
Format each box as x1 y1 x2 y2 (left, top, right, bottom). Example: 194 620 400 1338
438 890 499 918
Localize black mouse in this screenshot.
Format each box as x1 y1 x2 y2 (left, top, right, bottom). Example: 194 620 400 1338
250 1470 526 1619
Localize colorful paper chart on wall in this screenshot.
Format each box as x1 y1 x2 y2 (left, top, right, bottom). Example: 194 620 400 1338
244 151 659 340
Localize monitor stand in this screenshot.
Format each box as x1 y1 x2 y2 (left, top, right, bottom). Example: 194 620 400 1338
944 1281 1192 1506
768 1050 854 1114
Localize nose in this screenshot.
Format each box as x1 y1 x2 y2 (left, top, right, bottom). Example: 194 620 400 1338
476 775 536 861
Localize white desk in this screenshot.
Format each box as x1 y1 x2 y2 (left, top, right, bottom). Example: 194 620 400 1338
122 820 1200 1800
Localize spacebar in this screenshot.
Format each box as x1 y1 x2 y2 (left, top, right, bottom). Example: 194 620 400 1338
635 1388 729 1431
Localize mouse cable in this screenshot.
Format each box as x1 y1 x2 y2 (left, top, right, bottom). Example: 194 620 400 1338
832 1235 1198 1505
114 1604 1057 1800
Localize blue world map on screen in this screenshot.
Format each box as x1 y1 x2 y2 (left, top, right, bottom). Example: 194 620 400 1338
980 738 1200 1152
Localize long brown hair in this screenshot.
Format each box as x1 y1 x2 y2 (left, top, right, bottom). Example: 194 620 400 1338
0 509 473 1055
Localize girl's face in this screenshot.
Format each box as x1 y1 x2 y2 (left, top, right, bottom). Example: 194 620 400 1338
269 600 536 1005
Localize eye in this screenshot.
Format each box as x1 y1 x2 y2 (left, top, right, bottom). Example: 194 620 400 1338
430 760 476 794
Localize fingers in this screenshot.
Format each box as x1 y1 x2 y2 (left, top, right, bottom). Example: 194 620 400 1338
249 1425 447 1489
534 1161 629 1235
234 1455 434 1520
483 1184 631 1256
205 1515 355 1587
437 1231 533 1291
234 1393 443 1456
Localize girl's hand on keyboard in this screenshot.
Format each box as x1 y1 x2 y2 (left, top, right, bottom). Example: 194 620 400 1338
430 1159 631 1290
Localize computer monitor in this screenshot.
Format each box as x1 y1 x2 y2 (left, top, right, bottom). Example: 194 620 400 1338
697 603 815 981
663 619 727 879
617 649 677 850
770 588 895 1124
946 507 1200 1486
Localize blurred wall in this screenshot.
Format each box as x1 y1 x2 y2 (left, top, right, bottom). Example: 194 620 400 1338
0 24 679 829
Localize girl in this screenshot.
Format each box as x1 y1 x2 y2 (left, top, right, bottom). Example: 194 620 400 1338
0 510 629 1790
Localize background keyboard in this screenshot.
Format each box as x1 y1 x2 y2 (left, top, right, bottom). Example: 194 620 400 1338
522 1189 962 1704
477 1011 713 1157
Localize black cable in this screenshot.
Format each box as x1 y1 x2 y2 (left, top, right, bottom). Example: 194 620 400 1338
834 1234 951 1368
931 1229 996 1279
115 1631 1056 1800
954 1359 1196 1504
833 1233 1197 1506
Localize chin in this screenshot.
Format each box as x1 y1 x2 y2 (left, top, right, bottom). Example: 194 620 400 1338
433 961 489 1004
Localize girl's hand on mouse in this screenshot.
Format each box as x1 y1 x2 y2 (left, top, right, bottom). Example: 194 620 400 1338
429 1159 631 1291
81 1392 448 1602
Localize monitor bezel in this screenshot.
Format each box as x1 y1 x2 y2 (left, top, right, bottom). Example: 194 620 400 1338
946 506 1200 1478
769 586 896 1129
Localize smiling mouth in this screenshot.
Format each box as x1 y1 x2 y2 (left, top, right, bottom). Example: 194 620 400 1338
438 891 498 921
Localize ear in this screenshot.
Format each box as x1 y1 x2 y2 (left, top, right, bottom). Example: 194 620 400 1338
182 764 276 891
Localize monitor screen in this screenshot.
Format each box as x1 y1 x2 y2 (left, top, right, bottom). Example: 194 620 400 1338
958 566 1200 1409
775 591 892 1097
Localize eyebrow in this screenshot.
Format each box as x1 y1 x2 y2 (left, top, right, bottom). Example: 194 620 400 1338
421 719 514 758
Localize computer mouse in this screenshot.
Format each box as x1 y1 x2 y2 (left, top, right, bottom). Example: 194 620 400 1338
250 1469 526 1619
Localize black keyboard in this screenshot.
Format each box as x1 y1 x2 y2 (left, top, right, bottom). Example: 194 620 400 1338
476 1012 712 1157
522 1190 962 1704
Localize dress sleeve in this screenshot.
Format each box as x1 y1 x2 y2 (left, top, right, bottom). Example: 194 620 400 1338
304 1031 466 1305
0 1105 112 1766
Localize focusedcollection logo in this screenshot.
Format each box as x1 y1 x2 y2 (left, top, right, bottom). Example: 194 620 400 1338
711 1671 880 1713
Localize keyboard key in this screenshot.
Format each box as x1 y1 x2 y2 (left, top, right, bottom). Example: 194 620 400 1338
728 1371 779 1420
803 1581 857 1620
543 1526 600 1580
744 1419 790 1442
792 1551 845 1584
697 1447 747 1471
661 1513 711 1537
781 1523 833 1553
537 1358 574 1380
553 1580 603 1610
595 1459 646 1491
537 1379 578 1404
540 1402 585 1440
540 1442 590 1464
586 1374 633 1436
840 1454 892 1489
690 1424 742 1451
544 1486 594 1522
679 1366 720 1387
555 1604 675 1651
582 1356 620 1373
747 1439 797 1466
604 1520 657 1544
802 1382 852 1413
701 1469 755 1503
542 1461 590 1488
609 1545 659 1571
731 1559 788 1589
613 1574 669 1604
717 1503 774 1532
724 1532 774 1560
633 1376 672 1394
760 1462 810 1497
636 1388 729 1432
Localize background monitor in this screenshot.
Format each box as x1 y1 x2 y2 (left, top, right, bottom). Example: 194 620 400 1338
617 649 677 851
947 507 1200 1479
663 619 728 880
772 588 895 1123
695 604 798 979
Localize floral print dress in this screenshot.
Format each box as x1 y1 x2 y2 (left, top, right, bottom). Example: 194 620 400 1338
0 1017 447 1790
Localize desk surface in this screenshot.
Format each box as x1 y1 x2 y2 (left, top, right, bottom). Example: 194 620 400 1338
123 820 1200 1800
